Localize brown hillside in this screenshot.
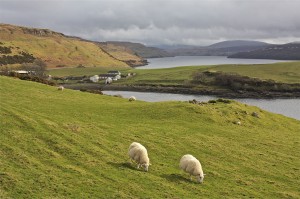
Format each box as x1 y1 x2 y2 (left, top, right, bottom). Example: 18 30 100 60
0 24 129 68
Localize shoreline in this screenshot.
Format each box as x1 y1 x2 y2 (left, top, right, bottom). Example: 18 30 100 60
63 83 300 99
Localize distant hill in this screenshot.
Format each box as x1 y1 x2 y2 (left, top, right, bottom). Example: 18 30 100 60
228 43 300 60
167 40 270 56
208 40 269 48
104 41 171 58
0 24 130 68
150 44 198 50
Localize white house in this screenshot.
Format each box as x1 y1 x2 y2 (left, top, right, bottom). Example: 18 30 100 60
105 77 113 84
113 75 121 80
14 70 29 74
89 75 99 83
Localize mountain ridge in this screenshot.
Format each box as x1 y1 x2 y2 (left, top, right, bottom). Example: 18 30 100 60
0 24 138 68
166 40 271 56
102 41 172 58
229 43 300 60
208 40 269 48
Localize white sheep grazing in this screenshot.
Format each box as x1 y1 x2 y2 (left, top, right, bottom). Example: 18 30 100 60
128 142 150 171
129 96 136 102
57 86 64 91
179 154 205 183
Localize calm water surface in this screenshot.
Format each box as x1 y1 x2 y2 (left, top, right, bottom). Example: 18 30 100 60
103 91 300 120
112 56 299 119
139 56 293 69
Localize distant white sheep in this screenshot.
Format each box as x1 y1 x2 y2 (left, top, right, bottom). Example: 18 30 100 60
179 154 205 183
128 142 150 171
129 96 136 102
234 121 241 125
57 86 64 91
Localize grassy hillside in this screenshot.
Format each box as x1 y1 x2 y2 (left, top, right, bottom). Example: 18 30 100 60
0 24 128 68
98 42 147 67
104 41 171 58
1 76 299 198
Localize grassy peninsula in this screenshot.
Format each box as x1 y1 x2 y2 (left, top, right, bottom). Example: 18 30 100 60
48 62 300 98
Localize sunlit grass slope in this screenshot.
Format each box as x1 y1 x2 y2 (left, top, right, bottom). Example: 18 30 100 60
0 24 128 68
0 76 299 198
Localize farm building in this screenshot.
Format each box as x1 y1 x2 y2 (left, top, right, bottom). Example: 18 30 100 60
107 70 121 75
90 75 99 83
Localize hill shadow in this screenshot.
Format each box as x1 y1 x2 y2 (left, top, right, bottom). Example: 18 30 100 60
160 173 199 184
107 162 144 172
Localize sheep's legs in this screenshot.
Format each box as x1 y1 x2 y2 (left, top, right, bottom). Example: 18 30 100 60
129 159 141 170
129 158 135 164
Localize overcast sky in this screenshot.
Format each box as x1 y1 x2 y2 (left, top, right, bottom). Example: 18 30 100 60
1 0 300 46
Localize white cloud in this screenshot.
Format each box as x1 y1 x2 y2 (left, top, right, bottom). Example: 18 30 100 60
0 0 300 45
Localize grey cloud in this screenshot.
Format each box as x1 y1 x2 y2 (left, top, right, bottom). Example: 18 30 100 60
0 0 299 45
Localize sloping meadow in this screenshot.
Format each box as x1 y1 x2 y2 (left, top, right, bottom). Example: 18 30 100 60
0 76 299 198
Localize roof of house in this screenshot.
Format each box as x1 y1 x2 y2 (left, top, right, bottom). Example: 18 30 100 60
99 74 117 77
108 70 120 73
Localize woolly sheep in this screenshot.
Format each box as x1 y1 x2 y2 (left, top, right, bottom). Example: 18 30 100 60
234 121 241 125
128 142 150 171
57 86 64 91
179 154 205 183
129 96 136 102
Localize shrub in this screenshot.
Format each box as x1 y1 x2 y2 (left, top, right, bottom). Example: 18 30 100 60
80 89 103 95
56 65 66 68
0 46 12 54
216 98 231 103
208 100 217 103
7 73 56 86
77 64 85 68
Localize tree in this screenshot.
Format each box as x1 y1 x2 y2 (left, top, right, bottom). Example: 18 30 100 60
33 58 46 77
20 58 47 78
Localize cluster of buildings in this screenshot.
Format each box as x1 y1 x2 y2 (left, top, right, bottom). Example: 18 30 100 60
89 70 121 84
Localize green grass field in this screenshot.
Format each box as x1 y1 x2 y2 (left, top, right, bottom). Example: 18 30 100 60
1 76 299 198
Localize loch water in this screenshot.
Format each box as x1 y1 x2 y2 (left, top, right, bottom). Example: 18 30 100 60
103 91 300 120
105 56 299 120
138 56 293 69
